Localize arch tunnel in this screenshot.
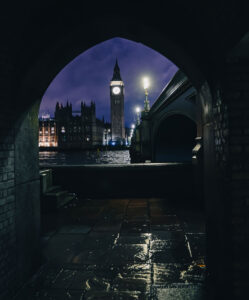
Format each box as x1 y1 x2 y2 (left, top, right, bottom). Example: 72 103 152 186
1 2 249 299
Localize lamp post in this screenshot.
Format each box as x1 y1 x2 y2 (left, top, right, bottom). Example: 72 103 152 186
135 106 141 125
143 77 150 112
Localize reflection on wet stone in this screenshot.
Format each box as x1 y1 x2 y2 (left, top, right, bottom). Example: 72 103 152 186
16 198 206 299
153 263 184 284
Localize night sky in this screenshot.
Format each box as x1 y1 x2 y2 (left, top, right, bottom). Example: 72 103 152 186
40 38 178 127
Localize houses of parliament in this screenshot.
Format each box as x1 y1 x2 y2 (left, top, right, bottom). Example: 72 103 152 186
39 60 127 149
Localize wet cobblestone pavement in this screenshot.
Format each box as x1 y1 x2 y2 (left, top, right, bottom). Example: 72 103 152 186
15 198 206 299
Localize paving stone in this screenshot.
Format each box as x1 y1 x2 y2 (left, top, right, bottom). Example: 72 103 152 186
150 247 191 264
68 269 112 290
92 221 122 233
121 221 150 234
35 289 84 299
186 233 206 259
151 224 182 231
43 234 85 264
50 268 77 289
76 233 117 250
16 198 206 299
150 240 185 251
58 225 92 234
106 244 149 264
70 248 110 265
153 263 184 284
117 235 150 245
179 261 206 284
151 230 185 241
84 290 147 300
152 283 205 300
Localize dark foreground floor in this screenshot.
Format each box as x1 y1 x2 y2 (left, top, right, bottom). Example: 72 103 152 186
15 198 206 300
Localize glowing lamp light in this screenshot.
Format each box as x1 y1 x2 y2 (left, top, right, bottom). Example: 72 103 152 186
143 77 150 90
135 106 141 113
131 124 135 129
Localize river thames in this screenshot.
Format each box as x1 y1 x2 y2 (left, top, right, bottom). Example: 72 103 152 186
39 150 131 165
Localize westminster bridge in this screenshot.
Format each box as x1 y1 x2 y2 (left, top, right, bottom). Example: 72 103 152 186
130 70 201 164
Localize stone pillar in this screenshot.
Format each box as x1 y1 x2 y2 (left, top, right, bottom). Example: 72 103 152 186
140 112 152 162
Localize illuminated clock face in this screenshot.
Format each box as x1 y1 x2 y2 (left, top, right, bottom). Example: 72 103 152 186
112 87 121 95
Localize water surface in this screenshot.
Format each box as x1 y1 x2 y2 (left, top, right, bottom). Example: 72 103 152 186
39 150 130 166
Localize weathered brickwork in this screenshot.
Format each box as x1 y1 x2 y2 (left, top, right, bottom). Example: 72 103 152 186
221 60 249 298
213 88 229 167
0 42 20 299
0 111 17 300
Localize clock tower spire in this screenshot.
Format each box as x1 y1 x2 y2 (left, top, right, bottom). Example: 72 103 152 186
110 59 125 144
111 59 122 81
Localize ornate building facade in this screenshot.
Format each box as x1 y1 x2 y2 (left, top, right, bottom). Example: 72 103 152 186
39 102 111 149
39 118 58 147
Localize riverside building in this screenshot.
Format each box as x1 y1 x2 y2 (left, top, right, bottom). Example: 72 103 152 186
39 102 111 149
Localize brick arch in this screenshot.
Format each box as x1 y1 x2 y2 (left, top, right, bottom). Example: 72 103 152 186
1 12 216 300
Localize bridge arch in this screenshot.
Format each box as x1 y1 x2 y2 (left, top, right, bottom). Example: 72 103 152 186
153 114 197 162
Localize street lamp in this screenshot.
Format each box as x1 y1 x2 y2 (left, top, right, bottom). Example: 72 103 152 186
135 106 141 125
131 124 135 129
143 77 150 112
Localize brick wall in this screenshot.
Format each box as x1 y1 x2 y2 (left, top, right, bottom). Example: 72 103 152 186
0 40 18 299
206 60 249 299
223 60 249 298
0 41 41 298
0 113 17 299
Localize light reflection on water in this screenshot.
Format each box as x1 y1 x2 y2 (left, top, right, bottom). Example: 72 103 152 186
39 150 131 165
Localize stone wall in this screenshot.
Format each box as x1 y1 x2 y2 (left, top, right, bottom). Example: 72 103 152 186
223 60 249 298
46 163 195 201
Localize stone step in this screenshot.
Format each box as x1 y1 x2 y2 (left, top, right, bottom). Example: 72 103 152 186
46 185 62 193
41 190 75 212
58 194 75 208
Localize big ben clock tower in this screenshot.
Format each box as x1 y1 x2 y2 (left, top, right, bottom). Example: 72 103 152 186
110 59 125 143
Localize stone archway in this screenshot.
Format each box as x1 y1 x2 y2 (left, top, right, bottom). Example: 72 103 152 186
0 15 215 300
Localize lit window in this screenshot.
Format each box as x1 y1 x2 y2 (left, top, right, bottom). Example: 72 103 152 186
61 126 65 133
